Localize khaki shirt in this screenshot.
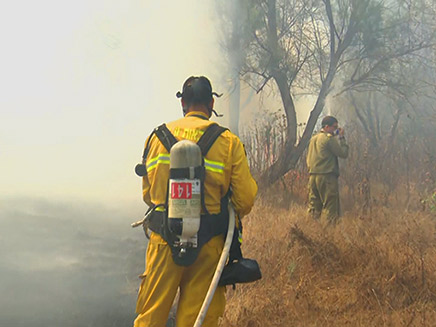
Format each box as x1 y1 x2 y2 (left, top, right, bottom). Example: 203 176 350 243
306 131 348 176
142 111 257 217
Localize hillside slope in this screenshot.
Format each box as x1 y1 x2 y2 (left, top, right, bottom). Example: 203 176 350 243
221 202 436 326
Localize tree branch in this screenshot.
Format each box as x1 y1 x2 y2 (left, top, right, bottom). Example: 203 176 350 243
323 0 337 59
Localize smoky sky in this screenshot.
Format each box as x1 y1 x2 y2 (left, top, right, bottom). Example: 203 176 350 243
0 197 147 327
0 0 224 204
0 1 228 326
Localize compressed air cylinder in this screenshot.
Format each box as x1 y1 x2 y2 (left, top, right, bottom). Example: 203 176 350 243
168 140 202 247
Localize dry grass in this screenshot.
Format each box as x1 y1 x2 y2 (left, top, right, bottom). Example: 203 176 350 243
220 201 436 327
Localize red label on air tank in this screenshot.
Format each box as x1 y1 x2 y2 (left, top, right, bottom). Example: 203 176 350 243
171 182 192 199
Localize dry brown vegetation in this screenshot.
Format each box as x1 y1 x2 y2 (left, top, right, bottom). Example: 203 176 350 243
232 65 436 325
220 201 436 327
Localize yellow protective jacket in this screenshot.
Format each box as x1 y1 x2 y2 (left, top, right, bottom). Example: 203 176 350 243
306 131 349 176
142 111 257 217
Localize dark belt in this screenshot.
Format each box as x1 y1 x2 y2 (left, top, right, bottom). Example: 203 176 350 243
148 210 166 234
147 210 229 266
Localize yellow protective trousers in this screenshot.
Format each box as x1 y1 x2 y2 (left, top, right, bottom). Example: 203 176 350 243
134 232 226 327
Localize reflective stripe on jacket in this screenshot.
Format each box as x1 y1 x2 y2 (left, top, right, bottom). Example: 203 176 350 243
142 111 257 217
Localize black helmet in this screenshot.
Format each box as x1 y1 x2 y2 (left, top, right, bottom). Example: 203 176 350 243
176 76 222 116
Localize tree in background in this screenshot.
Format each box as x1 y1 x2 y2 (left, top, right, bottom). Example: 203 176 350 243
218 0 436 187
216 0 251 136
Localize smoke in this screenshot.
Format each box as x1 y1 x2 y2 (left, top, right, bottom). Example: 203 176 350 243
0 1 249 325
0 0 224 204
0 197 146 327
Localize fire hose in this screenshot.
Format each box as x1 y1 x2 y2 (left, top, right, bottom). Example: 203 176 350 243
193 202 235 327
131 202 235 327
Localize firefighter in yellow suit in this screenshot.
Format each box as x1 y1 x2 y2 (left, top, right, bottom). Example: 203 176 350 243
306 116 348 224
134 76 257 327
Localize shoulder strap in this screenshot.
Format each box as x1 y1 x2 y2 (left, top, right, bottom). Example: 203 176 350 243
196 124 228 216
141 123 177 163
154 123 178 153
142 123 226 162
197 124 228 156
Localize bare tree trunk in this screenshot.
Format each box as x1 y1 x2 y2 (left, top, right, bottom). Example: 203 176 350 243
273 71 297 147
257 0 355 188
229 74 240 136
259 54 339 187
350 92 378 148
226 0 244 136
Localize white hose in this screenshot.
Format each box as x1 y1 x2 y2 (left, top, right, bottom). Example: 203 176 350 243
193 203 235 327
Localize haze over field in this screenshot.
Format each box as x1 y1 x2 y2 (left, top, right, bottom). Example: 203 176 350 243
0 198 144 326
0 1 225 325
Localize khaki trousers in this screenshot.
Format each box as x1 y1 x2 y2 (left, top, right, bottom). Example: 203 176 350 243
308 173 340 223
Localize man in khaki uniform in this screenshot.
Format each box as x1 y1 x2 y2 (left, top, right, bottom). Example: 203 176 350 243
306 116 348 223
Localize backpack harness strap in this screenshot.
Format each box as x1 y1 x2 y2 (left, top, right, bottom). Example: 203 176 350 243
141 122 227 169
197 123 228 156
146 122 230 266
153 123 178 153
153 123 227 213
138 123 178 172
